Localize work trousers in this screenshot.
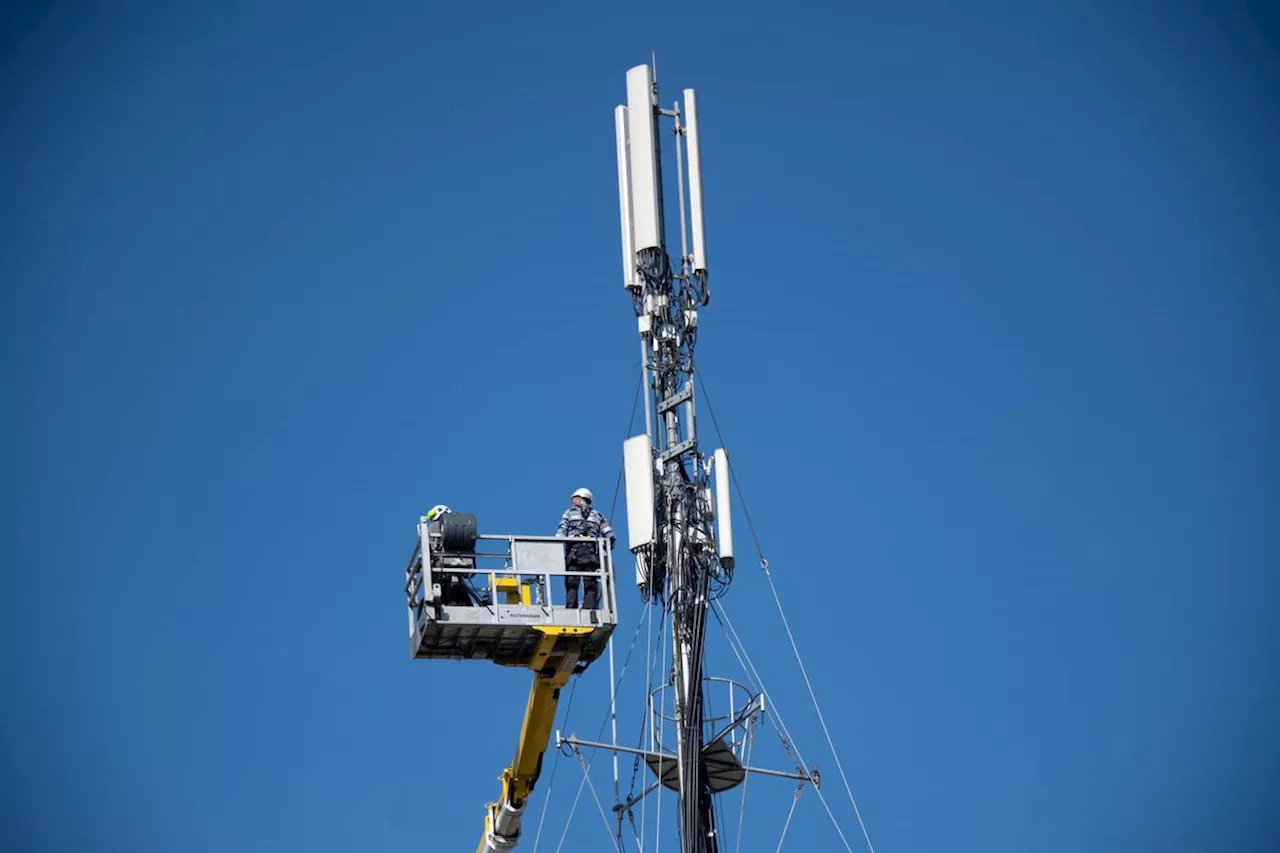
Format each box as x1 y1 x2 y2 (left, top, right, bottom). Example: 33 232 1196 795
563 549 600 610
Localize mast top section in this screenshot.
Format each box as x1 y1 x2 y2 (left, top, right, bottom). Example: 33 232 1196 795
614 62 710 292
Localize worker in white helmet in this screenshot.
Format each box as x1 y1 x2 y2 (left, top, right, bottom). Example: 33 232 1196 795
555 487 616 609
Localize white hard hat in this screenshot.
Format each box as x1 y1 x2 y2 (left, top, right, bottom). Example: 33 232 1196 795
426 504 452 521
571 487 594 503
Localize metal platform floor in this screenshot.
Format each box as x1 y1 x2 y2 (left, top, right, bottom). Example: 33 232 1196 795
411 604 615 668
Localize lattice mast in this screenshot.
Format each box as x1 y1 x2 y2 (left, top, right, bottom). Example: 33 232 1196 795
615 61 737 853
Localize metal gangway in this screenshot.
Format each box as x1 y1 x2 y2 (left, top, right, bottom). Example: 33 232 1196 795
404 511 618 670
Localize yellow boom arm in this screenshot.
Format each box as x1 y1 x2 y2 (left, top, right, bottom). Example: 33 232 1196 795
477 625 594 853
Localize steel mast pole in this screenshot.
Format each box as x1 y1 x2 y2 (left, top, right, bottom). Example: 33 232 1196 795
616 60 728 853
626 68 720 853
640 205 717 853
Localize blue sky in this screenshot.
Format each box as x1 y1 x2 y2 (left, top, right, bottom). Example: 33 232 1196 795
4 1 1277 851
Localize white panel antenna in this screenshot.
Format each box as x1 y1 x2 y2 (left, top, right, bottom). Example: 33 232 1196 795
614 105 636 289
625 64 662 252
623 434 656 551
683 88 708 276
713 448 734 569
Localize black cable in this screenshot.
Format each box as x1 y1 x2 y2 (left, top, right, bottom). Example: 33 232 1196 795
693 366 766 563
610 366 644 524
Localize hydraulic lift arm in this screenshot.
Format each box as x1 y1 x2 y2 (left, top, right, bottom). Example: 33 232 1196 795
477 625 595 853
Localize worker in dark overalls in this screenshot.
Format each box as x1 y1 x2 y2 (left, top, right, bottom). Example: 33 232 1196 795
555 487 616 609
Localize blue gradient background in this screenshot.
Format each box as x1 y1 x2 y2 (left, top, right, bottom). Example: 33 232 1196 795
4 1 1277 851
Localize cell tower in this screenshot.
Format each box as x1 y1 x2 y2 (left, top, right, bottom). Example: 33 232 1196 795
405 59 823 853
616 60 736 853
